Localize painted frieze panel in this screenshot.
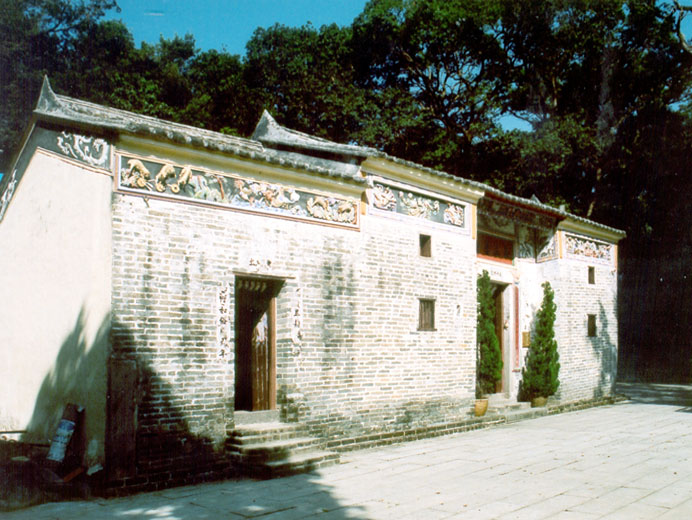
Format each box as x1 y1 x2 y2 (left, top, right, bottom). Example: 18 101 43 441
516 227 534 259
537 233 558 262
370 182 467 230
564 233 613 264
117 155 359 228
478 198 555 232
56 131 110 169
516 227 557 262
0 170 18 223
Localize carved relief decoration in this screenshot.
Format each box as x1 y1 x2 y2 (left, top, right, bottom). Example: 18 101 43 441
565 233 613 264
117 155 359 227
518 240 535 259
0 170 18 223
57 131 110 169
306 196 356 223
399 191 440 219
537 233 558 262
443 204 466 227
217 283 232 361
370 182 467 229
478 198 555 232
371 184 397 211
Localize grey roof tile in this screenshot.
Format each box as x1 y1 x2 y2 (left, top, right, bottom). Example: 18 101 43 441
32 77 623 237
33 77 364 184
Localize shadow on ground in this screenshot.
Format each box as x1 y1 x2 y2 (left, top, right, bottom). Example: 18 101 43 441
111 473 367 520
616 382 692 412
2 310 366 519
4 472 368 520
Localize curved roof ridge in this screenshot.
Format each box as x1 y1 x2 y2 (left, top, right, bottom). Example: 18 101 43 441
30 78 624 237
35 77 264 154
252 110 377 157
254 113 624 237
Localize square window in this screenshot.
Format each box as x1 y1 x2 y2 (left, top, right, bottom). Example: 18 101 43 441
588 266 595 284
418 299 435 330
419 234 432 257
587 314 597 337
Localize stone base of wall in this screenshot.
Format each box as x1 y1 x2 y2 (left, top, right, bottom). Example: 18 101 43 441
546 394 627 415
327 414 507 452
105 433 236 497
106 462 235 497
326 393 627 454
103 394 626 495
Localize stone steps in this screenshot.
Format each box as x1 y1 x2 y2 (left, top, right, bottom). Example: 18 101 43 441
227 422 339 479
484 395 549 422
491 401 531 412
229 422 305 443
502 407 548 423
486 394 531 412
257 450 340 479
230 437 322 463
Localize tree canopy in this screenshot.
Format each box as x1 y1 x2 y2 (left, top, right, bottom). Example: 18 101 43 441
2 0 692 381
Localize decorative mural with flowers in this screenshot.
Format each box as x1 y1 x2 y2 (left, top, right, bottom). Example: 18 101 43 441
564 233 614 265
116 155 359 228
369 182 468 230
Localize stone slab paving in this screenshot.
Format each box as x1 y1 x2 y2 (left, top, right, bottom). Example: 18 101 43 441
4 383 692 519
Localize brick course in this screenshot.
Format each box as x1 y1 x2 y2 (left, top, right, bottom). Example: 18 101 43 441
545 257 618 401
111 189 478 485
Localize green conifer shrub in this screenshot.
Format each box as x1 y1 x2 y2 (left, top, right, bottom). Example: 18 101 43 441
477 271 502 397
520 281 560 401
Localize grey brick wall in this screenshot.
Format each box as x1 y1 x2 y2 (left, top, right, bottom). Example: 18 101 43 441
109 158 620 491
110 188 478 483
541 250 619 402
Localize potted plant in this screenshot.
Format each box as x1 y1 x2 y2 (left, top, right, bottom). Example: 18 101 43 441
519 282 560 406
475 271 502 415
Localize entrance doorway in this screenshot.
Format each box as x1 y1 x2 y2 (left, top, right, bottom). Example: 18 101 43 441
234 277 281 411
493 283 508 394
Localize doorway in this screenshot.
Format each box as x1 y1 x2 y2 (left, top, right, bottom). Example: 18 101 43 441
493 283 508 394
234 277 281 411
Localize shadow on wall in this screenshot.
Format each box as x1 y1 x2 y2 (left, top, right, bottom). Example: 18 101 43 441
108 318 232 490
589 303 617 399
16 312 367 518
108 319 365 520
25 308 110 465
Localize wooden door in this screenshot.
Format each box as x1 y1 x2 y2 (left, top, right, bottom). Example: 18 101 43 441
106 358 137 479
250 298 276 410
235 278 277 411
493 285 506 394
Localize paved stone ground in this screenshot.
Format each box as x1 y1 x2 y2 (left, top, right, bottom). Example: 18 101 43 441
4 383 692 519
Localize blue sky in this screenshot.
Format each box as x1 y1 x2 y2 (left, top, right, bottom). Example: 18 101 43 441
104 0 531 132
106 0 369 55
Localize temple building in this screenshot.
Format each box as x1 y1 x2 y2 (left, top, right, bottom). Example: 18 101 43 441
0 79 624 490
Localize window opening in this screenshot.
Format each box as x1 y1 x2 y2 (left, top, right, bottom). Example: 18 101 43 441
588 266 595 284
477 233 514 263
418 299 435 330
587 314 597 337
419 234 432 257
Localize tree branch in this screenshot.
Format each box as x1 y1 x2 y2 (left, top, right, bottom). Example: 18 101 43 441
673 0 692 54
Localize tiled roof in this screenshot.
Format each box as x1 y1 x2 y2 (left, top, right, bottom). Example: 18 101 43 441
33 77 364 184
32 77 624 238
252 110 624 237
